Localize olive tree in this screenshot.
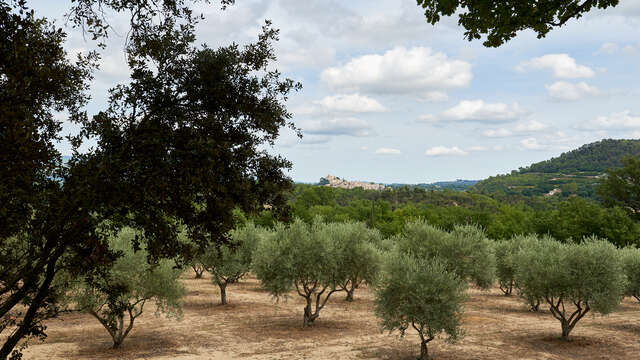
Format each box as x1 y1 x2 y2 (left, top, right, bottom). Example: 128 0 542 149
375 251 467 360
325 222 383 301
200 223 262 305
253 219 340 327
494 235 540 296
69 229 185 348
514 237 627 340
397 220 495 289
620 247 640 302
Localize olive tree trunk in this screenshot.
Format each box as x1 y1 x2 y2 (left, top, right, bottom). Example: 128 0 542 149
546 297 590 340
218 282 227 305
499 280 513 296
412 321 434 360
192 265 205 279
296 282 339 327
90 300 146 349
339 279 361 302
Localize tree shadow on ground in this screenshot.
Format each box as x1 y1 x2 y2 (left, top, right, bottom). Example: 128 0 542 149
72 329 197 359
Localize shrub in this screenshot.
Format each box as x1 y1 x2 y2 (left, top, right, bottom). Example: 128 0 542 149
325 222 383 301
375 251 467 360
69 229 185 348
200 222 262 305
253 219 340 327
514 237 627 340
620 247 640 302
397 220 495 289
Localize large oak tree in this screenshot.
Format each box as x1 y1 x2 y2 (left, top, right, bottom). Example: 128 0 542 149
1 1 297 358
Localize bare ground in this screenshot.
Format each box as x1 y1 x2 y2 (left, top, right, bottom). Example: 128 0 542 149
16 272 640 359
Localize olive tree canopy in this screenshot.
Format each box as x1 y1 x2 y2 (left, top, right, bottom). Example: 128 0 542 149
375 251 467 360
514 237 627 340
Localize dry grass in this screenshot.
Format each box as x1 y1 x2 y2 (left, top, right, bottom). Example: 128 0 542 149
17 271 640 359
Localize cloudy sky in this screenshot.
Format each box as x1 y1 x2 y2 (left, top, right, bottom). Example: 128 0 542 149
36 0 640 183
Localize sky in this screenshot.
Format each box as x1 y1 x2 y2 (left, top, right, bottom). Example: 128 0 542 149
33 0 640 184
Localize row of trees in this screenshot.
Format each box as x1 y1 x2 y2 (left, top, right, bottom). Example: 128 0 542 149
286 185 640 247
58 217 640 359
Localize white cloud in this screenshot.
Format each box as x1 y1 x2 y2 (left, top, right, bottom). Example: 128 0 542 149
517 54 595 78
293 93 386 115
595 42 640 56
520 137 545 150
321 47 472 94
440 100 527 123
482 128 513 138
520 132 581 151
314 93 386 113
420 91 449 102
545 81 601 101
596 42 620 55
469 145 505 152
302 117 374 137
375 147 401 155
514 120 549 133
425 146 468 156
578 110 640 130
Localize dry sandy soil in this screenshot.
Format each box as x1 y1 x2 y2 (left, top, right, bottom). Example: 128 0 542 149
16 272 640 359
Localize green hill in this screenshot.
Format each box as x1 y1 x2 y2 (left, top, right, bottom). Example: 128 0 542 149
473 139 640 199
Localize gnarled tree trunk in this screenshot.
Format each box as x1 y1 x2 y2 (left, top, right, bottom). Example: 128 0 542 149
296 281 339 327
90 300 146 349
192 265 205 279
546 297 590 341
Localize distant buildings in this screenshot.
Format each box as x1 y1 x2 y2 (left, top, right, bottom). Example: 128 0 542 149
319 174 386 191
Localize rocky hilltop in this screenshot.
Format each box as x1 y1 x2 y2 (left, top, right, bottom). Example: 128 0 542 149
319 174 386 191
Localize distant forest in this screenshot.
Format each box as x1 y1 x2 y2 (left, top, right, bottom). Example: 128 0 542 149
473 139 640 199
519 139 640 174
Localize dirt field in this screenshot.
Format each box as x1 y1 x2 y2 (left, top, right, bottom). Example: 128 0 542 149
17 271 640 359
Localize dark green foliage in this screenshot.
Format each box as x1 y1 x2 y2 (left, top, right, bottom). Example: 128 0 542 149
2 1 297 357
375 251 467 360
253 219 341 327
530 197 640 247
65 0 235 48
522 139 640 174
396 221 495 289
598 155 640 219
416 0 620 47
81 19 298 261
285 183 640 247
0 2 103 357
513 237 627 340
68 229 185 349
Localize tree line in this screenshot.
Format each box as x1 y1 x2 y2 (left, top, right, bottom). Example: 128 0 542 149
280 184 640 248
